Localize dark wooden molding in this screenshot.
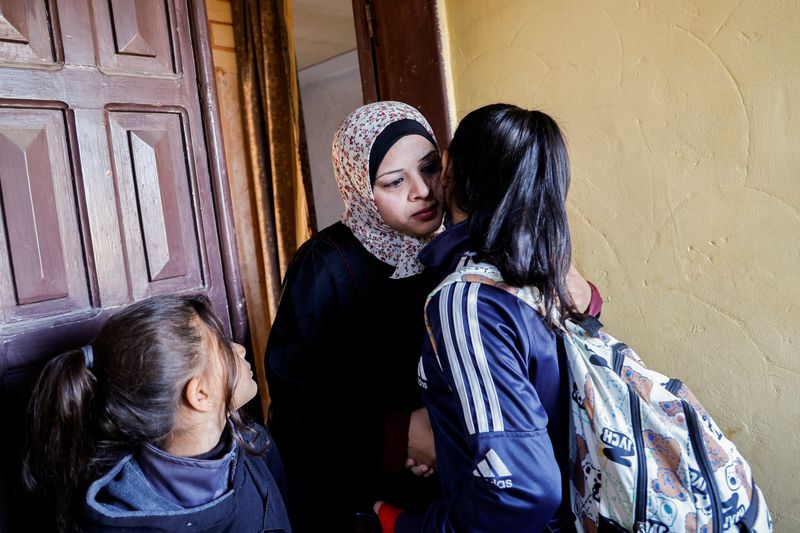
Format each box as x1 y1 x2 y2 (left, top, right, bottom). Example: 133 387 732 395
187 0 249 344
351 0 452 144
352 0 379 103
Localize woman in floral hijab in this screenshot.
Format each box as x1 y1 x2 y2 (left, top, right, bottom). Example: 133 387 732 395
265 101 445 533
334 100 444 277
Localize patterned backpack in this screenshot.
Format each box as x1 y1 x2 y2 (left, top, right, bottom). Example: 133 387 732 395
431 262 772 533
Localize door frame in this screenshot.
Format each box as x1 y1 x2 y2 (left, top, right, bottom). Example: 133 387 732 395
188 0 249 343
352 0 453 144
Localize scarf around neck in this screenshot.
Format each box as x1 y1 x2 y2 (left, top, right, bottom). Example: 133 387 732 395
332 101 442 279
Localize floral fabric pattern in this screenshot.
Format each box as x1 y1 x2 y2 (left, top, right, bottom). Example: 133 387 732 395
332 101 441 279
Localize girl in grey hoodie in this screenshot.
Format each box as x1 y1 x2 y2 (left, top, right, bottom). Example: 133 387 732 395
23 294 290 532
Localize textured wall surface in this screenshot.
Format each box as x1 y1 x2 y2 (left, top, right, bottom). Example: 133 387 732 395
444 0 799 527
299 50 362 229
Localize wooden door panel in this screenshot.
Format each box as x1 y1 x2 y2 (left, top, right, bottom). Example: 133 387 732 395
0 2 244 526
71 108 128 307
0 0 60 67
108 109 203 299
92 0 179 76
0 106 91 323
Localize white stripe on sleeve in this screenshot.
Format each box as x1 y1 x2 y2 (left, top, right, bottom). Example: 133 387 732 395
439 285 475 434
467 284 504 432
452 283 489 433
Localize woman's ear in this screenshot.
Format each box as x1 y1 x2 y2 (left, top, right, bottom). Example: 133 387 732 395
184 375 213 413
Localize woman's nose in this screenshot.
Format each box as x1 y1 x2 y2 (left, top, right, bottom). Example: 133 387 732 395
409 172 431 200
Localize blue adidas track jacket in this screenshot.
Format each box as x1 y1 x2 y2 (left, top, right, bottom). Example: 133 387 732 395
397 222 572 533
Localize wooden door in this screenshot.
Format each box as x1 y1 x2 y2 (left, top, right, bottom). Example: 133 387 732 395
352 0 451 143
0 0 245 526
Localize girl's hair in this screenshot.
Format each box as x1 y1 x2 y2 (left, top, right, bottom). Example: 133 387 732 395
22 294 259 532
447 103 580 323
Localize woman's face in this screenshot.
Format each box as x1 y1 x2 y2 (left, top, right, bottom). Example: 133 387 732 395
372 135 443 237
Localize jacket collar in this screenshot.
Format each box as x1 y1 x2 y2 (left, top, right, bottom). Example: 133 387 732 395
419 220 474 275
134 436 236 509
85 440 241 522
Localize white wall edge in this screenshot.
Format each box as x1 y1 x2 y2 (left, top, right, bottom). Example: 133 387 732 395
298 49 359 87
435 0 458 129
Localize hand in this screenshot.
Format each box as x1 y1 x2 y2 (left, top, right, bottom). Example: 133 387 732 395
405 456 435 477
566 263 592 313
407 407 436 477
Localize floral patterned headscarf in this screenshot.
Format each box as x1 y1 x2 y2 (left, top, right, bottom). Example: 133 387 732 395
332 101 442 279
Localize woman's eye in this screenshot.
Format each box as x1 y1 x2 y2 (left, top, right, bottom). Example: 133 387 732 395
385 177 404 188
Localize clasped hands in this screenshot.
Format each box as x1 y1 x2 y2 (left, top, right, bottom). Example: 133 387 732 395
405 406 436 478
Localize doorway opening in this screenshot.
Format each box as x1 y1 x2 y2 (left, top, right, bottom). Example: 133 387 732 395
292 0 452 230
292 0 361 229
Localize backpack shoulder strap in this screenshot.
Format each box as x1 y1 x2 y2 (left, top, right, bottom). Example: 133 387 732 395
427 261 604 337
426 261 545 313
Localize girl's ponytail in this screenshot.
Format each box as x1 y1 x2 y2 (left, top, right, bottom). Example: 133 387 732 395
22 347 96 532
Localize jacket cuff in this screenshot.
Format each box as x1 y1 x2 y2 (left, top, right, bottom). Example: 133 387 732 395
586 281 603 317
382 411 411 473
394 509 423 533
377 502 406 533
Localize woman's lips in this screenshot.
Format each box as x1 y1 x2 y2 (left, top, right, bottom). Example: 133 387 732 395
412 205 439 222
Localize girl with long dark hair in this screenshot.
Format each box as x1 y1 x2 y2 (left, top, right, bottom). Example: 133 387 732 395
23 294 290 532
267 101 599 532
376 104 585 532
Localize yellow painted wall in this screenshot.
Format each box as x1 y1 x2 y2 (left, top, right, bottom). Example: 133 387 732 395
443 0 799 528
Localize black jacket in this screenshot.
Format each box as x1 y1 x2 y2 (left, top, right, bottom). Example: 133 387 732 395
265 222 441 532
